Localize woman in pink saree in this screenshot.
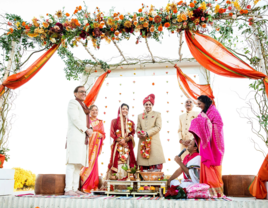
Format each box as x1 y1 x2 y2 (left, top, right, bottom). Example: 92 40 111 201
189 95 224 198
80 105 105 193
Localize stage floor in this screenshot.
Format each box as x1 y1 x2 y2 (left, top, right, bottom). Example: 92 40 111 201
0 195 268 208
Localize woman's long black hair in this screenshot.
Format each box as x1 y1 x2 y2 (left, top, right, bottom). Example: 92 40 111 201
197 95 212 113
121 103 129 110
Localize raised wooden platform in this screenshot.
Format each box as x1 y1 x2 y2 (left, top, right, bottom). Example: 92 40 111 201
0 195 267 208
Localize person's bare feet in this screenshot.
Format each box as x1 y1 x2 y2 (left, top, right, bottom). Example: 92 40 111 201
65 190 79 196
75 190 87 195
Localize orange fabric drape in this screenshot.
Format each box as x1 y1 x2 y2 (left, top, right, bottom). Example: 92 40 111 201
185 30 268 97
175 64 215 104
0 44 60 96
84 70 111 107
249 155 268 199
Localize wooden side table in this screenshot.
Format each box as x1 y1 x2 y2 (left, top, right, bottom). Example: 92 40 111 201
137 181 167 194
105 180 134 196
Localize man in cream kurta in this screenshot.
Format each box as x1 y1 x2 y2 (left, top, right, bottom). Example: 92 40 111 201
178 99 199 159
137 94 165 169
65 86 92 196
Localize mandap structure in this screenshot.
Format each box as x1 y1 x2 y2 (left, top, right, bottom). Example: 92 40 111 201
0 0 268 198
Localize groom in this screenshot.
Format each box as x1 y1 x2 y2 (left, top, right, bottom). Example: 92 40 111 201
136 94 165 171
65 86 92 196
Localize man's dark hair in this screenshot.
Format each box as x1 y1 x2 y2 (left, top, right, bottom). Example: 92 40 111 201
74 86 85 93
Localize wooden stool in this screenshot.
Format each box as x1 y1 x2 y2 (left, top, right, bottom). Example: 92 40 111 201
222 175 255 197
35 174 104 195
35 174 65 195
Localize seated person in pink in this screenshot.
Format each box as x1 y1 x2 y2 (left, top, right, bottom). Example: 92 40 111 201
167 139 200 188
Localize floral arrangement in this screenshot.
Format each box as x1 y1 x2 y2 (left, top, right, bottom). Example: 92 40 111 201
165 185 187 199
4 1 259 49
116 129 130 162
13 167 36 190
139 131 152 159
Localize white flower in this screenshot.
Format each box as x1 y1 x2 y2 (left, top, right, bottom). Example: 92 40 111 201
83 20 88 24
48 19 53 23
134 28 140 33
151 11 157 17
50 38 56 43
86 36 91 40
208 11 212 15
40 15 44 19
172 19 176 24
232 15 236 19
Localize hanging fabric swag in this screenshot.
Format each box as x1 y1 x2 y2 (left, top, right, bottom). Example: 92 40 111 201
175 64 215 104
185 30 268 97
0 44 60 96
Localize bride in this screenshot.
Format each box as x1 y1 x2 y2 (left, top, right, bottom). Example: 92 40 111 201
107 103 136 179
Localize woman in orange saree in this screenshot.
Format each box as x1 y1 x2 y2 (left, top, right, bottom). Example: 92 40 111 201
80 105 105 193
189 95 224 198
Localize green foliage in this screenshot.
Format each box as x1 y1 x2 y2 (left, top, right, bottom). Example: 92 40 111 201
57 46 109 80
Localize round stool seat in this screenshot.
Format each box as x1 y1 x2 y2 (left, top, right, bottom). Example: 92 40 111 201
35 174 65 195
222 175 255 197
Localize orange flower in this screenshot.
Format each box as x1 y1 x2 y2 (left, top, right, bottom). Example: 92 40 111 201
164 22 170 28
110 27 114 31
115 37 119 41
140 17 145 21
113 13 118 17
133 21 138 26
143 22 149 27
9 28 14 33
112 37 115 40
43 41 47 45
66 13 70 17
74 9 78 14
7 22 12 26
22 22 26 26
181 13 187 21
119 14 124 20
138 8 143 12
229 12 233 16
226 0 231 4
219 8 225 14
114 17 119 21
216 27 220 31
158 25 163 31
46 13 48 16
25 25 30 29
114 30 120 36
240 9 244 14
150 27 155 32
149 17 153 21
194 0 197 3
154 15 162 23
202 23 206 28
99 25 103 29
178 1 183 5
42 22 49 28
168 158 171 161
173 10 178 14
244 9 248 14
78 6 82 10
189 2 195 8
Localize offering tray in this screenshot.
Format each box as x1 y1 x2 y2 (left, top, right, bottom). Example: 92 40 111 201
114 189 130 193
137 190 155 193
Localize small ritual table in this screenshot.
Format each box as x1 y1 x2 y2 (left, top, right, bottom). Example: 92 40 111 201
137 180 167 195
105 180 134 196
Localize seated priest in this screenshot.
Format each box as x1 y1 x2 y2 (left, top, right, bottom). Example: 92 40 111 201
167 139 200 188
